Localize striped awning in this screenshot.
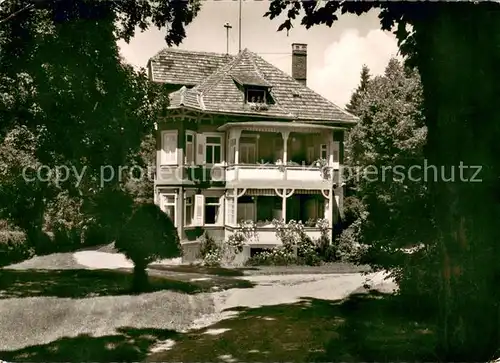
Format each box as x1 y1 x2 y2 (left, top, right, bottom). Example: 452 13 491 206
245 189 277 196
294 189 322 195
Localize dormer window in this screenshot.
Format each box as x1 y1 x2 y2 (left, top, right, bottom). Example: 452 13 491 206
246 88 266 104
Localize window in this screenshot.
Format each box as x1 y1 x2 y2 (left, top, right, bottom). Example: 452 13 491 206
274 135 284 161
246 88 266 103
185 132 195 165
185 196 193 226
240 143 256 164
205 196 220 224
320 144 328 159
163 195 176 226
237 196 255 222
205 136 222 164
307 146 314 163
161 131 178 165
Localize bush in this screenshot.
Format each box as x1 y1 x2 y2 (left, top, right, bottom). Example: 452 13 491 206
342 196 364 228
116 203 181 292
199 233 219 259
246 247 297 266
336 217 366 262
392 246 440 318
200 221 258 267
0 231 34 267
199 233 222 267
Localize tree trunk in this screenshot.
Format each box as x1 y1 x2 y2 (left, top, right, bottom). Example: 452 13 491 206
413 3 500 361
132 262 149 293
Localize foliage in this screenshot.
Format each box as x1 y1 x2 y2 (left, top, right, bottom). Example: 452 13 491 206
245 247 297 266
199 233 219 259
344 58 430 251
345 65 371 116
314 158 330 180
266 2 500 359
116 203 181 266
0 231 34 267
246 219 331 266
337 216 367 263
115 203 181 291
342 196 364 229
124 134 156 204
0 0 195 254
200 221 258 267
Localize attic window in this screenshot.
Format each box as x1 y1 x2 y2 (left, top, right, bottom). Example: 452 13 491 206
292 90 301 98
246 88 267 104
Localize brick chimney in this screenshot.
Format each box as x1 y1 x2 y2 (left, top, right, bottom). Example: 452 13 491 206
292 43 307 86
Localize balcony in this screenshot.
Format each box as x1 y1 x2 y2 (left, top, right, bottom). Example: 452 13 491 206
155 163 340 188
225 163 338 189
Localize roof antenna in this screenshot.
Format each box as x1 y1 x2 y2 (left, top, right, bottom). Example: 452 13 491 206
238 0 242 52
224 22 232 55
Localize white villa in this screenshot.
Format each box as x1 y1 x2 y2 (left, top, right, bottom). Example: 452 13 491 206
148 44 357 261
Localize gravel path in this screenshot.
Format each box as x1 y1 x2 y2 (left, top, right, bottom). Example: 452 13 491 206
180 271 396 333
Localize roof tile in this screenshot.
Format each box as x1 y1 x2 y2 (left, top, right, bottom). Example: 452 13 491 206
153 48 357 124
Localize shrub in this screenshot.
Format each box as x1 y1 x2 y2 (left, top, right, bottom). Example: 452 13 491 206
115 203 181 292
199 233 222 267
391 246 440 318
336 217 366 262
199 233 219 258
342 196 364 228
201 221 258 267
203 248 223 267
0 231 34 267
245 219 328 266
245 247 297 266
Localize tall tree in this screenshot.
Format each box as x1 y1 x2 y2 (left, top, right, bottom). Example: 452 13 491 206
0 0 193 246
343 58 434 293
345 64 370 116
265 2 500 360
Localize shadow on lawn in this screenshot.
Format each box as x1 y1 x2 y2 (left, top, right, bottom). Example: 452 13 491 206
0 269 255 299
0 291 438 362
0 327 179 362
149 264 249 277
143 290 438 362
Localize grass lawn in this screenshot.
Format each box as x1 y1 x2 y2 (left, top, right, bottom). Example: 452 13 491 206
145 291 437 362
0 291 437 362
0 267 254 358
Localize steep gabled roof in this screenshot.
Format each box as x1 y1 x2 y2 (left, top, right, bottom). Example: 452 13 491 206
148 48 234 85
152 48 357 124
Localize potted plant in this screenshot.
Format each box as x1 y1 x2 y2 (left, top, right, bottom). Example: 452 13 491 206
314 158 330 180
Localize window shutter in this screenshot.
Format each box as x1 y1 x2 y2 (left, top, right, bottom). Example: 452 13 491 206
193 194 205 226
162 132 178 165
196 134 206 165
331 141 340 163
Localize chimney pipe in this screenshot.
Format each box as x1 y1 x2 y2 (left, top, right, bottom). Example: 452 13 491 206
292 43 307 86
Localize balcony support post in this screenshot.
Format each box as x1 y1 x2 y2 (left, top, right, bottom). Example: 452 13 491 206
275 188 294 223
281 130 290 165
233 129 242 165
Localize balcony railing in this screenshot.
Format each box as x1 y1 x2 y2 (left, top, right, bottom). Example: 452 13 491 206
155 163 340 186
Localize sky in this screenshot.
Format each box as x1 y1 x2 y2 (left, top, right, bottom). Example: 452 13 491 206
118 1 399 108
